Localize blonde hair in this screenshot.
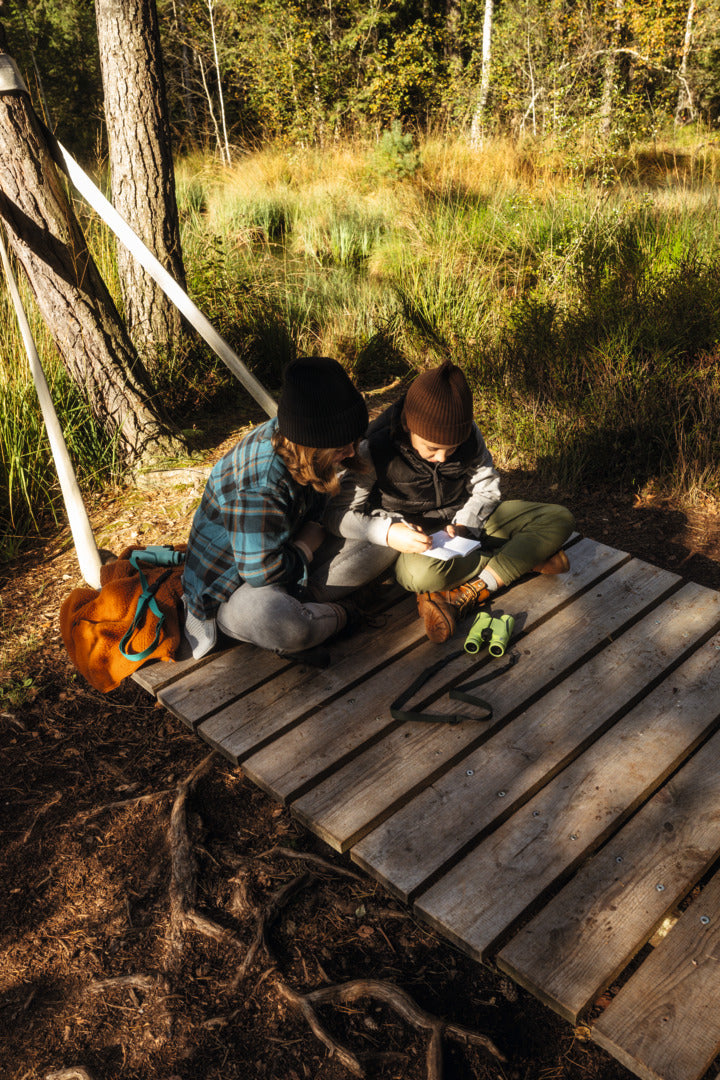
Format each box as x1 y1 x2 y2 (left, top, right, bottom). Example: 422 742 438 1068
272 430 352 496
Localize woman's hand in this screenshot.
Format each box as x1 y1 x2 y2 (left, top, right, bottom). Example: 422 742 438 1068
387 521 432 554
295 520 326 554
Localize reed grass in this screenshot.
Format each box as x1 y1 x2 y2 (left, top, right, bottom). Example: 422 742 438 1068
3 133 720 555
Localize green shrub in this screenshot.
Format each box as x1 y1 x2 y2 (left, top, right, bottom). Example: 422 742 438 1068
373 122 421 179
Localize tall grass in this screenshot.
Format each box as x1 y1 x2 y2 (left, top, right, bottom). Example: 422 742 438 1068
3 132 720 556
0 273 117 561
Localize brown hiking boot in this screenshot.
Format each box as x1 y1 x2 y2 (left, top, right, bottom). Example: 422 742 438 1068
416 578 490 643
532 550 570 575
417 592 456 643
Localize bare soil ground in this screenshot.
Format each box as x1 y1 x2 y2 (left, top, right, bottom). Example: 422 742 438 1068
2 407 719 1080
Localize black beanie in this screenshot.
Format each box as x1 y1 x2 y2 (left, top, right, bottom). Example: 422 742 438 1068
277 357 369 448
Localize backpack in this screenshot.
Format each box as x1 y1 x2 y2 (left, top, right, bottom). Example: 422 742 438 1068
60 545 186 692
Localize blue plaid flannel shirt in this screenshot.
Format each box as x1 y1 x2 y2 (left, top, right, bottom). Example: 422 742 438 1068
182 418 326 621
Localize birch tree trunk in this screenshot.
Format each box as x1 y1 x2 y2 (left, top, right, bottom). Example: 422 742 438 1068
95 0 186 362
599 0 624 136
0 57 179 466
469 0 493 149
675 0 696 123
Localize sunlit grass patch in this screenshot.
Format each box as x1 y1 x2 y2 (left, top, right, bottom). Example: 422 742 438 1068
4 133 720 554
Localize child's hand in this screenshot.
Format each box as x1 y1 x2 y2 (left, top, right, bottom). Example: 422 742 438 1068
445 523 471 539
387 522 432 554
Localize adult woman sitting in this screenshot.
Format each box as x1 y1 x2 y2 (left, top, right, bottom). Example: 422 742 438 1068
182 356 396 660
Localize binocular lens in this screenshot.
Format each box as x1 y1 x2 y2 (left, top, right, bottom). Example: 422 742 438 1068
464 613 514 657
464 611 493 654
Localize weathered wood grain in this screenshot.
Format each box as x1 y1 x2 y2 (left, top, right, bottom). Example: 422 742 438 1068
496 653 720 1021
198 597 420 762
592 863 720 1080
352 583 714 898
241 538 629 805
414 586 720 962
157 590 409 729
157 645 292 728
133 644 230 694
291 559 678 852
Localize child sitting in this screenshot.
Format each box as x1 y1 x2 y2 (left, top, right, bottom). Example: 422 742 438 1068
326 359 575 642
182 357 396 660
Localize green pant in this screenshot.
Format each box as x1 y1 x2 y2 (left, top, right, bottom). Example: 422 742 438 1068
394 500 575 594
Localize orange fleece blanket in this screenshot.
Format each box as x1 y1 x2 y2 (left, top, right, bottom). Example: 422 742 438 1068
60 545 186 693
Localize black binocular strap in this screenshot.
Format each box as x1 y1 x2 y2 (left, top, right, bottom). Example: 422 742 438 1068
390 649 517 725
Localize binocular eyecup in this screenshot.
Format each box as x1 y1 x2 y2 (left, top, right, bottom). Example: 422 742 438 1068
464 612 514 657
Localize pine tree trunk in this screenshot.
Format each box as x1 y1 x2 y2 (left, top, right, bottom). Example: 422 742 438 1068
95 0 186 361
0 74 179 466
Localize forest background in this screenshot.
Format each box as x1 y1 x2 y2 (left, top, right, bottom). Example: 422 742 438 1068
1 0 720 557
2 6 720 1079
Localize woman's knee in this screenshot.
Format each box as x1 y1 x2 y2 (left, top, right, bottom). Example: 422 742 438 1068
217 585 313 652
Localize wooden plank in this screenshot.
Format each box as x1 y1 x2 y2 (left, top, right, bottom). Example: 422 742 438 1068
496 644 720 1021
136 537 604 702
240 538 630 804
414 585 720 962
290 559 678 852
132 644 232 694
198 597 421 762
157 588 409 728
352 582 714 899
157 644 292 728
592 864 720 1080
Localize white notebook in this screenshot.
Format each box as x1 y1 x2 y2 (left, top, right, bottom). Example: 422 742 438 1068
422 529 483 561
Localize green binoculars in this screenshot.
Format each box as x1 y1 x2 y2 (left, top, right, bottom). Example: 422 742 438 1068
464 612 515 657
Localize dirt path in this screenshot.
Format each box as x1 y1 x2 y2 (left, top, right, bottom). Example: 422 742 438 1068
1 427 719 1080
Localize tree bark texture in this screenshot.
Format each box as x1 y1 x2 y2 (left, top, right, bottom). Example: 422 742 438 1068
469 0 493 148
95 0 186 360
0 80 176 464
675 0 696 122
600 0 625 136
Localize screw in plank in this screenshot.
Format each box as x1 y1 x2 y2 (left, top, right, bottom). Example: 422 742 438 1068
656 884 665 892
497 790 506 798
570 834 578 840
700 915 711 925
532 810 540 817
466 769 475 776
616 856 623 863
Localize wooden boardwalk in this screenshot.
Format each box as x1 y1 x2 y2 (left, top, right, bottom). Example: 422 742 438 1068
135 536 720 1080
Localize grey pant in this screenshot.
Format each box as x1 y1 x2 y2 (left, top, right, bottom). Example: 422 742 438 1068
216 536 397 653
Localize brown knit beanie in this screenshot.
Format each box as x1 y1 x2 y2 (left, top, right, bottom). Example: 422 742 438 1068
403 360 473 445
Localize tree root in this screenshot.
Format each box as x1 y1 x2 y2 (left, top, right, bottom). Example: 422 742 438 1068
275 976 506 1080
163 752 243 971
45 1070 96 1080
259 844 366 883
23 791 62 844
230 872 313 988
88 974 162 995
75 790 172 825
76 750 509 1078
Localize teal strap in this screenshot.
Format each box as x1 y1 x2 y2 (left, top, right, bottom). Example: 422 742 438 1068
130 546 184 569
118 564 172 663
